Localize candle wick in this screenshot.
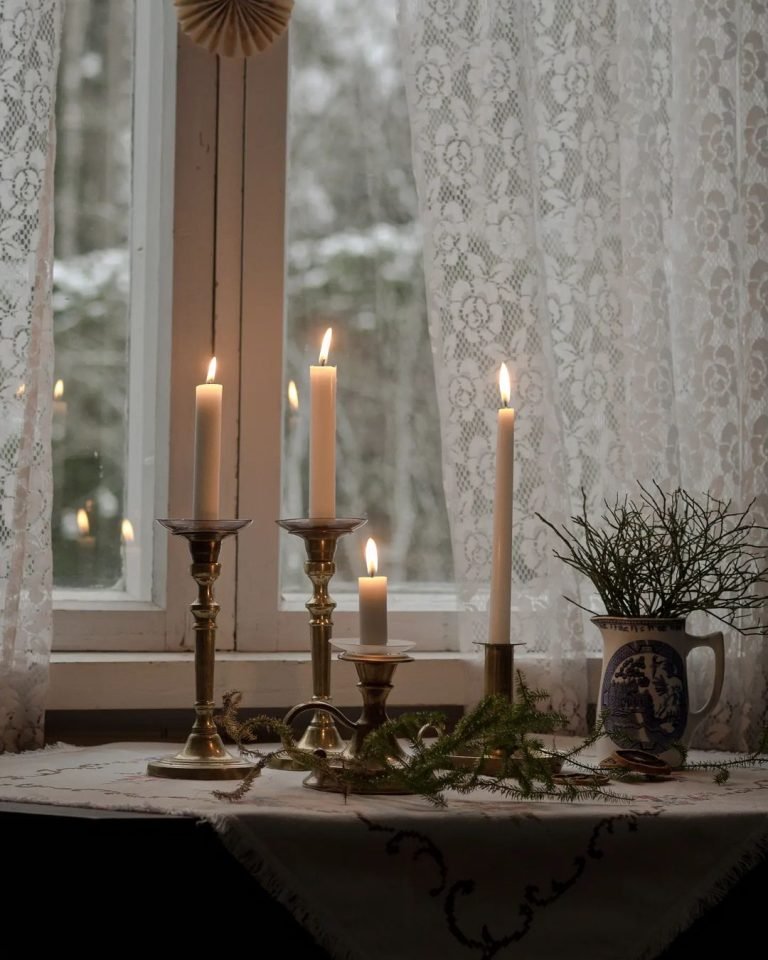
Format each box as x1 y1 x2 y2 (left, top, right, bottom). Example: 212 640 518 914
319 358 327 367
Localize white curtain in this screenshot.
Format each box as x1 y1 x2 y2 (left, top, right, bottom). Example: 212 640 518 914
0 0 62 751
399 0 768 747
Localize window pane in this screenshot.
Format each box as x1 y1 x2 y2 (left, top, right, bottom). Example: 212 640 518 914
52 0 133 589
282 1 453 593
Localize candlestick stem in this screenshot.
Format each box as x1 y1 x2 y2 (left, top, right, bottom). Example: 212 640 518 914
482 642 515 701
147 519 254 780
271 518 366 770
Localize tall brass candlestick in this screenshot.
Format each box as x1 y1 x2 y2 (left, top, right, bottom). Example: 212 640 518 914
147 519 254 780
271 517 366 770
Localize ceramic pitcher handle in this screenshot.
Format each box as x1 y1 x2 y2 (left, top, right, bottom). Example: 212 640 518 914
685 630 725 722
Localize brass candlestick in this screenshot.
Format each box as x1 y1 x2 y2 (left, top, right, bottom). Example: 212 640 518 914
284 641 415 794
447 641 546 776
270 517 366 771
147 519 255 780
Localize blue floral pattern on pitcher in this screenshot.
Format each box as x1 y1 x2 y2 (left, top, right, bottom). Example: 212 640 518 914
600 640 688 753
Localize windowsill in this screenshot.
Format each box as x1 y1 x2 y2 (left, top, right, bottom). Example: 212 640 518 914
48 650 471 710
49 652 603 711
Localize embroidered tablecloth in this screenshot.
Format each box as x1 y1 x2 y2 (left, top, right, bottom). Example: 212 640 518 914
1 742 766 960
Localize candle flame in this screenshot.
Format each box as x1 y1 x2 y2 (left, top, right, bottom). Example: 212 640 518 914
121 518 134 543
365 537 378 577
319 328 332 366
206 357 217 383
287 380 299 411
77 508 90 537
54 379 64 400
499 363 511 407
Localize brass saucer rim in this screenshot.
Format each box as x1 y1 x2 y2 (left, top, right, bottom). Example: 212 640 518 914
146 755 256 781
301 768 417 795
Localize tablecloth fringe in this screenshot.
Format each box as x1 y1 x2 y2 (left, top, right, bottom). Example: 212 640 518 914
210 815 359 960
2 740 74 755
637 824 768 960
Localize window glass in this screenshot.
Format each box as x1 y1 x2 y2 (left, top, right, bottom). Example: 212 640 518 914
52 0 133 588
282 1 453 593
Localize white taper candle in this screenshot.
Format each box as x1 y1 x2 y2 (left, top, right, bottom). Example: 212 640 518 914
309 328 336 518
192 357 222 521
488 362 515 644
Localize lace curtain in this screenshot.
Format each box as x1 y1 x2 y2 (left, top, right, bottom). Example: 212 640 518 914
399 0 768 747
0 0 62 751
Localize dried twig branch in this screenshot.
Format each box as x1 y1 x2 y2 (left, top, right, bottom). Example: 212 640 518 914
537 484 768 634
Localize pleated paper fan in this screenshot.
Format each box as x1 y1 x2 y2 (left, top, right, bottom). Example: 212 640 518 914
174 0 294 58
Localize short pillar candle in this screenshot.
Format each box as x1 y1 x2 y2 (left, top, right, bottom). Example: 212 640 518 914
359 538 388 645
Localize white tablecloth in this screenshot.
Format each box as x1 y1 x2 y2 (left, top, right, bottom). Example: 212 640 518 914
1 742 766 960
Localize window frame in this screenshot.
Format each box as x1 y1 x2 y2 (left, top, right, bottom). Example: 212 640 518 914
52 10 461 661
53 0 179 651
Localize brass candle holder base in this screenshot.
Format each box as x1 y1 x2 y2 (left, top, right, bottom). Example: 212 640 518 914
147 519 254 781
284 642 416 794
269 517 366 771
267 699 346 772
146 735 255 781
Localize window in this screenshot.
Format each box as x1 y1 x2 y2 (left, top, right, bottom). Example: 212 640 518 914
52 4 463 683
52 0 176 650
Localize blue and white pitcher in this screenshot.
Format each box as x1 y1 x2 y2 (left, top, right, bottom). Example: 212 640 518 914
592 617 725 768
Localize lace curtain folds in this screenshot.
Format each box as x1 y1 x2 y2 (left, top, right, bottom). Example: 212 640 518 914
0 1 61 751
399 0 768 747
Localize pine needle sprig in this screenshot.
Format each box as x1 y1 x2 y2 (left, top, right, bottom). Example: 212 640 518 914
674 727 768 784
212 675 629 806
212 685 768 803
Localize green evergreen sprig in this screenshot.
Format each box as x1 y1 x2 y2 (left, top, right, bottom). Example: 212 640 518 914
213 680 768 804
671 727 768 785
537 483 768 633
213 675 626 806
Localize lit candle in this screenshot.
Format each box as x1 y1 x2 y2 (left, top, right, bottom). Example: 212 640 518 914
488 362 515 644
193 357 222 521
309 328 336 518
359 538 388 645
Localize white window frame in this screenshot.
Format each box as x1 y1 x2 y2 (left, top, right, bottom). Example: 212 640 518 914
53 0 178 651
50 11 470 710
